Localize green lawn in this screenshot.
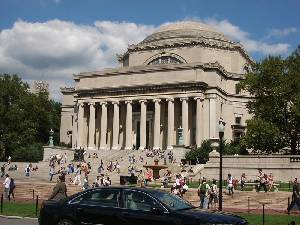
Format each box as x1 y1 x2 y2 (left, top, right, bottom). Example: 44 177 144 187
0 201 39 217
238 213 300 225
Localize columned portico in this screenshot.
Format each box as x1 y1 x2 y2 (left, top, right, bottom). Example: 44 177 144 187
153 99 161 150
112 101 120 150
77 103 84 148
180 97 189 146
100 102 107 150
88 102 96 150
167 98 174 150
125 100 133 150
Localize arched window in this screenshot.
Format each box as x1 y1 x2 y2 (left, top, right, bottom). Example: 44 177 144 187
148 56 183 65
243 64 251 74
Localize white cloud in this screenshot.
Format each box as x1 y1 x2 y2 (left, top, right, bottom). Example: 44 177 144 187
0 20 155 100
267 27 298 38
0 18 293 101
203 18 290 56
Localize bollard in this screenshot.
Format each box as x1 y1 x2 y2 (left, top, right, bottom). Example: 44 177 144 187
262 203 265 225
247 197 250 213
289 181 291 190
288 197 290 215
35 195 39 216
1 194 3 214
198 179 201 185
32 189 35 200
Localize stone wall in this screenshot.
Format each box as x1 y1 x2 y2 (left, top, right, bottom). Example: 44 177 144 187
201 154 300 182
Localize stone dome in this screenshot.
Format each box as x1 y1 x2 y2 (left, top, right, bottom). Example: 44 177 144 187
140 21 231 45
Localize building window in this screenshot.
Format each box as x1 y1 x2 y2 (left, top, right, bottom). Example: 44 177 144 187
235 84 241 94
148 56 183 65
235 116 241 125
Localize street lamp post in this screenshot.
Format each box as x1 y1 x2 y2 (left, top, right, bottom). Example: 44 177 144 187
218 118 225 211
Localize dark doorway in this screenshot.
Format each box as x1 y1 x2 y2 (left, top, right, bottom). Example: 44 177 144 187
136 121 140 149
146 121 149 148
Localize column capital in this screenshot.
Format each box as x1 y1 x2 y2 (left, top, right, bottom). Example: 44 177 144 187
125 100 132 104
139 99 147 103
153 98 161 103
100 101 107 106
88 102 96 106
166 97 174 102
112 101 119 105
194 95 204 101
180 97 189 102
78 102 85 107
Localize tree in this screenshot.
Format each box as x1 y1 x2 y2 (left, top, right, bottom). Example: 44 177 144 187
239 45 300 154
0 74 61 161
185 140 212 164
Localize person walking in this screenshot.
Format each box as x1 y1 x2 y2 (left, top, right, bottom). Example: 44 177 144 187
257 170 267 192
3 174 11 199
227 174 234 196
73 165 81 186
49 175 67 201
8 178 16 201
292 178 299 203
198 178 210 209
240 173 246 191
209 179 218 208
49 165 55 181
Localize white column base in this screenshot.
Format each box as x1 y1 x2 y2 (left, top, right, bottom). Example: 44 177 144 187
112 146 120 150
99 146 107 150
125 146 132 150
87 146 96 150
167 145 173 150
139 146 145 150
153 146 160 150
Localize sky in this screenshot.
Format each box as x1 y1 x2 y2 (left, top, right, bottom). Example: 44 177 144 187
0 0 299 101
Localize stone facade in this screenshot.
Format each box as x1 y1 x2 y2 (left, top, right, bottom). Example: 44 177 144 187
60 21 253 154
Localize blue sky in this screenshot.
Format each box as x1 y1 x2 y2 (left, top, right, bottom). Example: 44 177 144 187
0 0 299 100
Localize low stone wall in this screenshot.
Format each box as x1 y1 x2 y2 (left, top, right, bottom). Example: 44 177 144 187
43 146 74 162
201 154 300 182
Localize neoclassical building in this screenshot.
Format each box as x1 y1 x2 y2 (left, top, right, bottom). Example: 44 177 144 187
60 21 253 152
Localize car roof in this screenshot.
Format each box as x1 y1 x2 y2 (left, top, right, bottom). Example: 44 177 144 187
88 186 166 194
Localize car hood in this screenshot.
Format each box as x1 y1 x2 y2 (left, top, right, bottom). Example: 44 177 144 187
175 208 247 224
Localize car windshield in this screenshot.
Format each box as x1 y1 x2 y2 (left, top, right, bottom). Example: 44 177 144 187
150 191 194 211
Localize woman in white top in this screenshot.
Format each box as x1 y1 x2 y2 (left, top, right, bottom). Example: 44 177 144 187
3 174 11 199
227 174 234 196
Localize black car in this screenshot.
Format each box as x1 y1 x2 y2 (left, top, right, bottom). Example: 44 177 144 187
39 187 248 225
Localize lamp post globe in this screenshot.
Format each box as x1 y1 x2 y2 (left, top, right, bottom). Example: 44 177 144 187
218 118 225 211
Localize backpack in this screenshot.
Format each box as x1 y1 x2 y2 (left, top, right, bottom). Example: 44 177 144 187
198 183 207 195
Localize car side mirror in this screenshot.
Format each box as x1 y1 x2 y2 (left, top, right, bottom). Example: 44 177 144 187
151 206 164 215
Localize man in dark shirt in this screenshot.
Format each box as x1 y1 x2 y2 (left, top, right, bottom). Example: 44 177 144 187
292 178 299 203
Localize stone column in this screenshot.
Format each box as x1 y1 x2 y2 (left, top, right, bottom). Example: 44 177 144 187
139 100 147 150
112 101 120 150
72 107 78 149
100 102 107 150
166 98 174 150
180 97 189 146
209 97 217 139
153 99 161 150
125 100 132 150
195 96 204 148
88 102 96 150
77 103 85 148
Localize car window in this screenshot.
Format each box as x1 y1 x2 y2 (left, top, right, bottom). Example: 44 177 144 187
80 189 120 207
124 190 155 211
